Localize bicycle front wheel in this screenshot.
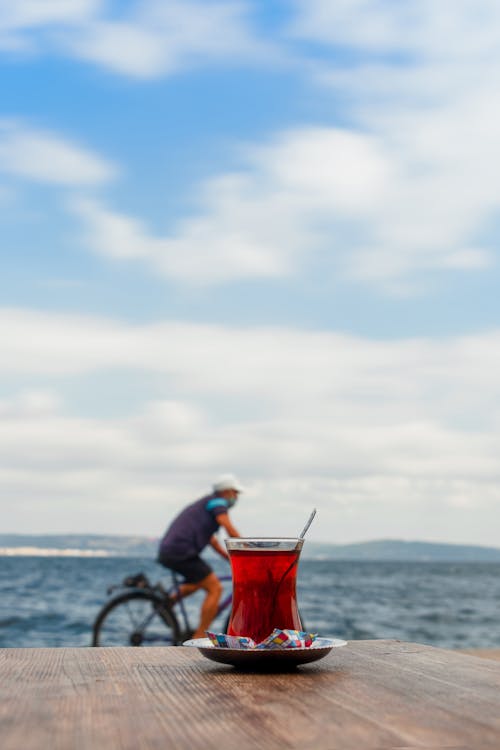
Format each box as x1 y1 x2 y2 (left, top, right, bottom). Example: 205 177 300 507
92 591 181 646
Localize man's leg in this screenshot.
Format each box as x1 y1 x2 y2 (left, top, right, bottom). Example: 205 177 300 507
170 581 198 603
191 572 223 639
160 556 212 605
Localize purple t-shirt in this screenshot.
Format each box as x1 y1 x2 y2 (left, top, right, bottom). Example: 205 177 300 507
158 493 230 558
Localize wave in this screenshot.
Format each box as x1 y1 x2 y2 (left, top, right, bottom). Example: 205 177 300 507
0 547 112 557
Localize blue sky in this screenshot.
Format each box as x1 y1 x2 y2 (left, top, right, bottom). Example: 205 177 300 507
1 1 499 545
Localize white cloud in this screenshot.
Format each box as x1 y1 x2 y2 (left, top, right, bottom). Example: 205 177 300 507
251 128 390 214
5 311 500 423
72 192 292 284
0 0 100 51
72 127 390 284
72 117 497 290
6 3 499 291
1 0 100 26
66 2 278 78
0 0 277 78
290 0 500 59
0 308 500 541
0 121 116 185
0 389 61 417
63 20 171 78
283 1 500 288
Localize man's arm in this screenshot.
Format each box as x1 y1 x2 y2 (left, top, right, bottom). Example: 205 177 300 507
209 512 240 559
209 535 229 559
217 512 240 538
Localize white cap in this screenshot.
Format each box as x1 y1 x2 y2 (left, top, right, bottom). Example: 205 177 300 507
213 473 244 493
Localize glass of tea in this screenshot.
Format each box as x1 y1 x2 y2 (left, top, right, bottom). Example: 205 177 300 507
225 538 304 643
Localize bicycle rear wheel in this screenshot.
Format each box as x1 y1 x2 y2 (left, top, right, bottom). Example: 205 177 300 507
92 590 181 646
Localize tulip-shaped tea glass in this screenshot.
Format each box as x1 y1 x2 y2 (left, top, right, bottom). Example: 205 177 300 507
225 538 304 643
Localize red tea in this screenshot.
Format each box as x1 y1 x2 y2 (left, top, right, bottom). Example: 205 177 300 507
227 547 303 643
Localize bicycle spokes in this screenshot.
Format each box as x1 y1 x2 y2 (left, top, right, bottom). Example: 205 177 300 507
93 594 179 646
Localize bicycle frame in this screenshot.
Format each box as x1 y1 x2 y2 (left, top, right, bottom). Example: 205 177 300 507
93 569 234 647
168 571 233 637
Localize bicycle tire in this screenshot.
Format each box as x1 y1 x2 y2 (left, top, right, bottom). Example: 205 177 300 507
92 590 182 647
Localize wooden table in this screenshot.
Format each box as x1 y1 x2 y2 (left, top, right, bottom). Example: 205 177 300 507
1 640 499 749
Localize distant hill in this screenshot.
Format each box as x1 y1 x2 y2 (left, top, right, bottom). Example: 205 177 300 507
305 539 500 562
1 534 500 561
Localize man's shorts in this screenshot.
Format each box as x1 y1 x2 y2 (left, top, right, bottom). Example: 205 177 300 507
158 554 212 584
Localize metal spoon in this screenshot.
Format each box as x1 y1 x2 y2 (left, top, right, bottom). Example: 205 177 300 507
270 508 318 619
299 508 317 539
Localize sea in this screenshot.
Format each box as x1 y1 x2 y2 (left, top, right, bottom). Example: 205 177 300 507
1 555 500 649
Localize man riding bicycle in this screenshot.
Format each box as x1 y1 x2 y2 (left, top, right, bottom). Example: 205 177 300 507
157 474 243 639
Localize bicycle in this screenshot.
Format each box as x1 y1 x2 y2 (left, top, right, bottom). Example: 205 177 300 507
91 570 233 647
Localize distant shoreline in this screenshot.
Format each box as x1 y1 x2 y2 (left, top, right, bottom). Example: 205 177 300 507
2 535 500 562
0 547 112 557
3 548 500 563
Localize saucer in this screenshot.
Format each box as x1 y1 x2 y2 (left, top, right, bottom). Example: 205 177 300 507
182 637 347 668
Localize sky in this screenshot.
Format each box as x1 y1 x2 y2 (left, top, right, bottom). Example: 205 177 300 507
1 0 500 546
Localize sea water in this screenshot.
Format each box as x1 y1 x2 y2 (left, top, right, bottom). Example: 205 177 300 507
1 555 499 649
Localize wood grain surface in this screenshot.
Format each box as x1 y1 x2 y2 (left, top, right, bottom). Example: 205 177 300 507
457 648 500 661
1 640 499 750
